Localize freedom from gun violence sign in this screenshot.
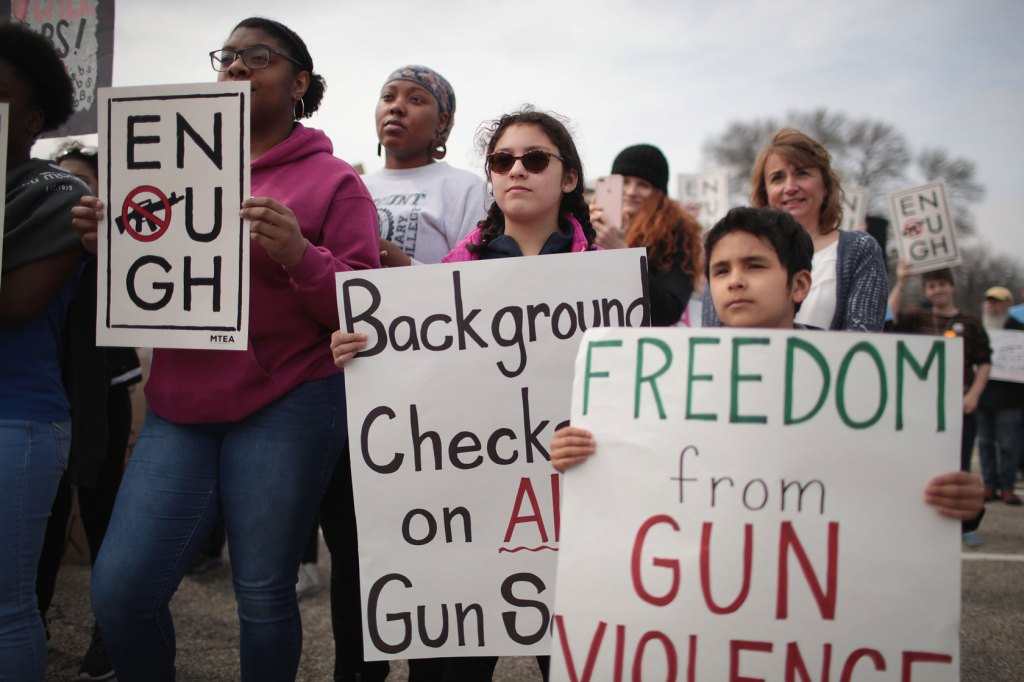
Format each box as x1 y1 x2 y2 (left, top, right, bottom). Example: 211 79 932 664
335 249 648 659
889 180 961 274
677 169 729 232
551 328 963 682
97 82 249 350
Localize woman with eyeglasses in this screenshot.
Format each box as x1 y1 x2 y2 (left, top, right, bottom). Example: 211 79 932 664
0 23 88 681
589 144 703 326
330 106 596 681
71 17 380 681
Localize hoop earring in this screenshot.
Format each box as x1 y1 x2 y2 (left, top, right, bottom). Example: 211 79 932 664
432 143 447 161
293 97 306 120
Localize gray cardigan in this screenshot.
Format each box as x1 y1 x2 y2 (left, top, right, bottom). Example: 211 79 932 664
702 230 888 332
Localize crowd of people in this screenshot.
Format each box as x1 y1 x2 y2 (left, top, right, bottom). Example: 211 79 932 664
1 12 1014 682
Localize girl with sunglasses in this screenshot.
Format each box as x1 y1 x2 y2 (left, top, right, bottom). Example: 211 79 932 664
332 107 597 364
590 144 702 326
71 17 380 681
442 108 595 262
330 107 595 681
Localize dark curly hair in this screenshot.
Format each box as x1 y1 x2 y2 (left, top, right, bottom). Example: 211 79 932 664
468 106 595 254
232 17 325 118
0 22 74 133
704 206 813 288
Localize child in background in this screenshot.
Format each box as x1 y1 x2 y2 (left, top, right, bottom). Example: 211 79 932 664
888 261 991 544
331 106 598 682
552 207 984 525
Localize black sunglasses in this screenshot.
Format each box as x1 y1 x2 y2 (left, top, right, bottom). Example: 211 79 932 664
209 45 303 72
487 150 564 175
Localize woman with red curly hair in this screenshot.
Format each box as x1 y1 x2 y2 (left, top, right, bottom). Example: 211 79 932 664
590 144 702 326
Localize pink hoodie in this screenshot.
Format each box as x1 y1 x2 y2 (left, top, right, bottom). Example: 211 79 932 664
441 214 593 263
146 124 381 423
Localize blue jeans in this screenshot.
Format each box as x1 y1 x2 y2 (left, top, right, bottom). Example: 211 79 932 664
977 407 1023 491
0 420 69 682
91 375 345 682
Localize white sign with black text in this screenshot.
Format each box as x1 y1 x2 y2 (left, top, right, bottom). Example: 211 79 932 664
97 82 250 350
988 329 1024 383
841 186 868 232
678 169 729 232
336 249 648 660
889 180 960 274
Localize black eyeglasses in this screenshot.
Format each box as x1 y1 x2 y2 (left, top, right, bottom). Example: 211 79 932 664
487 150 564 175
209 45 303 72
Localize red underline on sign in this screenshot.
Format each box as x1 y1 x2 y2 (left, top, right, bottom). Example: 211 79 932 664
498 546 559 553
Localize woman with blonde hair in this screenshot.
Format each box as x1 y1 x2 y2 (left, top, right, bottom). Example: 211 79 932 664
703 127 887 331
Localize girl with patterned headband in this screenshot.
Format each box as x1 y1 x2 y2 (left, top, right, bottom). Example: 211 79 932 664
317 65 489 682
367 64 489 267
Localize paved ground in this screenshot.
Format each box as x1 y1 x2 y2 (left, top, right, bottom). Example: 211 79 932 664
44 488 1023 681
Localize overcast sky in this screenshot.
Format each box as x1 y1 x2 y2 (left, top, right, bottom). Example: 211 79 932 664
35 0 1024 265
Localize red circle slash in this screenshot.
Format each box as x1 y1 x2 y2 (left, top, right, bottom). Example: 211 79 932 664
121 185 172 242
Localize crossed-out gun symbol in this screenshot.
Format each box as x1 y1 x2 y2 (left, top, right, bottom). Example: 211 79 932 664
115 191 185 236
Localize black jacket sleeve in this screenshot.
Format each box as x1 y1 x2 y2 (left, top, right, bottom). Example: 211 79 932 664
647 260 694 327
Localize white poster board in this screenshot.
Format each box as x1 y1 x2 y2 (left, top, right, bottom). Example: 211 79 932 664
97 82 250 350
988 329 1024 383
0 102 7 291
841 186 868 232
678 169 729 232
674 297 703 328
889 180 961 274
336 249 648 660
552 327 963 682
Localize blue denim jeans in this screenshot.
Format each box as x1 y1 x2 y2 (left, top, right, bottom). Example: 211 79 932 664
0 420 69 682
91 375 345 682
977 406 1023 491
